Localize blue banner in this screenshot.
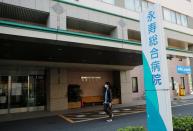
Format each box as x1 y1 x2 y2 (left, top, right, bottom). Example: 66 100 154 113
177 66 192 74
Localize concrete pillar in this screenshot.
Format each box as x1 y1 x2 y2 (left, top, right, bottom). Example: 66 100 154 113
111 26 122 39
47 68 68 111
111 25 128 49
114 19 128 40
190 58 193 93
165 36 169 47
122 27 129 40
47 11 57 29
189 46 193 93
48 1 67 30
185 43 189 50
120 70 132 104
187 17 193 29
186 58 193 94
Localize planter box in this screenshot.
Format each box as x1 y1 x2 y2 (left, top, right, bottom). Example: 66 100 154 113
68 101 81 109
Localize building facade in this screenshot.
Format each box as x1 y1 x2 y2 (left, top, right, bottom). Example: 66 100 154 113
0 0 193 114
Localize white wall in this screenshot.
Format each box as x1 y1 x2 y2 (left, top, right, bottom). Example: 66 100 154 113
150 0 193 17
67 0 193 37
129 58 191 100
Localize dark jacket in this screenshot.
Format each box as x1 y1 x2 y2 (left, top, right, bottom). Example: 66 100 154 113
103 87 112 103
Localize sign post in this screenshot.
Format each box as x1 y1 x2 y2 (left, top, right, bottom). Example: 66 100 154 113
140 4 173 131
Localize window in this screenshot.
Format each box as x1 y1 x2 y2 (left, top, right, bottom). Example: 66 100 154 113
163 8 188 27
135 0 142 12
181 15 188 27
102 0 115 5
125 0 135 11
171 77 175 90
142 0 148 11
180 77 185 89
171 11 176 24
125 0 153 12
176 13 182 25
132 77 138 93
163 8 172 22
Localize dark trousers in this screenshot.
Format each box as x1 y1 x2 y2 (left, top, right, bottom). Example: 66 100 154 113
104 103 112 119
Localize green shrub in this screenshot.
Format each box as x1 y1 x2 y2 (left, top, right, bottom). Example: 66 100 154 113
173 116 193 131
117 126 146 131
117 116 193 131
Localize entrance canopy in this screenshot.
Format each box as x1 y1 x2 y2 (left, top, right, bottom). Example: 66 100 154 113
0 34 142 69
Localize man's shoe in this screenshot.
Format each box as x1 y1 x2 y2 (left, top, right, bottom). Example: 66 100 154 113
106 119 112 122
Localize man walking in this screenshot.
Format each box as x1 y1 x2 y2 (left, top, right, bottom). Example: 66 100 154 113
103 82 113 122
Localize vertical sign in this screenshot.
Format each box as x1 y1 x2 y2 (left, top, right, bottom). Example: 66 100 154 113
140 4 173 131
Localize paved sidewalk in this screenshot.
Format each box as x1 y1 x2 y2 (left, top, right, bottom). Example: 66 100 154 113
0 94 192 123
172 94 193 102
179 94 193 100
0 99 145 123
1 104 193 131
59 105 145 123
57 99 146 115
0 111 56 123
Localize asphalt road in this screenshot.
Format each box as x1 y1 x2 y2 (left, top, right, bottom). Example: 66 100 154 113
0 103 193 131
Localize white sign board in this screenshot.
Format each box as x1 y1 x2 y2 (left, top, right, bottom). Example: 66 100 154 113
140 4 173 131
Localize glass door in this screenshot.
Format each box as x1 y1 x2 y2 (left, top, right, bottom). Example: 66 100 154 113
0 76 8 114
28 75 45 111
0 75 45 114
10 76 28 113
